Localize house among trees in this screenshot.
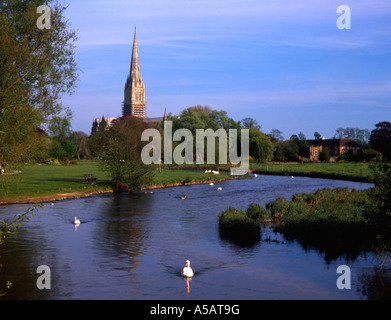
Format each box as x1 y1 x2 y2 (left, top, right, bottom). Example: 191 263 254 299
306 138 362 161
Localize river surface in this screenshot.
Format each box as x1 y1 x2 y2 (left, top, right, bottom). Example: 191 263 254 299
1 174 390 300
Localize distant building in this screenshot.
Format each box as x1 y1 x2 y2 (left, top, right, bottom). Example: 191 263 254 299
91 116 117 132
91 29 177 134
122 27 146 118
306 138 362 161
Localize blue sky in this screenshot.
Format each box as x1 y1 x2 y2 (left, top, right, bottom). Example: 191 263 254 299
63 0 391 140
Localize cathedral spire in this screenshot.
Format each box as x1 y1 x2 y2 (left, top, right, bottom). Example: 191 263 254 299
122 27 146 118
130 27 140 80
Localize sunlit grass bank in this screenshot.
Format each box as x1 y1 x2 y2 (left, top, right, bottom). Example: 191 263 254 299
250 162 370 182
0 161 241 203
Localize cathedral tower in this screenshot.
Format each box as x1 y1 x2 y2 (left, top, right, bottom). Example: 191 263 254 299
122 28 146 118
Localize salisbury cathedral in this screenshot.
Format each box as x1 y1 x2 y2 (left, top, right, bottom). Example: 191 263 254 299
91 28 169 133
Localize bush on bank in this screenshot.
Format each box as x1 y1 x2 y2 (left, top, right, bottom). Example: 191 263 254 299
218 207 261 247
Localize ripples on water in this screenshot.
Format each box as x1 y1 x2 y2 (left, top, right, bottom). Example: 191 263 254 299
1 174 390 299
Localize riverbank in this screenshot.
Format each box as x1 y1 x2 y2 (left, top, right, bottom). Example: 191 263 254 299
0 160 371 205
250 162 371 182
0 161 244 205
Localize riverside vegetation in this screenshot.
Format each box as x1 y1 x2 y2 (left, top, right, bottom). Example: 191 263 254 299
219 158 391 266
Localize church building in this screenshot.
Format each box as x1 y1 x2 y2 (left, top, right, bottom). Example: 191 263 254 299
122 27 146 118
91 28 172 133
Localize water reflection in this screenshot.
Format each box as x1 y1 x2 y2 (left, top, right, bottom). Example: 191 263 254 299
1 175 390 299
91 193 153 275
358 268 391 300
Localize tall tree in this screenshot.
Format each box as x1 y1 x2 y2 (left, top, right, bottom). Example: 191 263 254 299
249 128 275 163
241 117 261 129
369 121 391 160
269 129 284 142
99 116 154 192
314 131 322 140
69 131 90 160
334 127 370 146
0 0 78 167
48 109 73 141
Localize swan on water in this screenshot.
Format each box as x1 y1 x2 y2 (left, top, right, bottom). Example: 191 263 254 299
182 260 194 278
73 217 80 224
209 183 214 186
217 187 222 191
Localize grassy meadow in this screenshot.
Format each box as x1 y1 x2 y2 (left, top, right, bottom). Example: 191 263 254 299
0 160 373 204
0 161 237 203
250 161 371 182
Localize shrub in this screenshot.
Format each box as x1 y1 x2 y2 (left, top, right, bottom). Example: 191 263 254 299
219 207 260 246
267 188 376 261
61 140 77 157
246 203 270 224
46 158 61 165
49 139 65 159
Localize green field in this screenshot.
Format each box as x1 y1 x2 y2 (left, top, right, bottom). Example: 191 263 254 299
0 161 111 200
250 162 371 182
0 161 236 202
0 160 373 203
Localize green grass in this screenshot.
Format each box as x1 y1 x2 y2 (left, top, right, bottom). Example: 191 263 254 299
147 169 233 186
0 161 112 200
0 161 239 202
266 187 378 261
250 162 371 182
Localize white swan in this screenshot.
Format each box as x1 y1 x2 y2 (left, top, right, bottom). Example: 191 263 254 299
217 187 222 191
209 183 214 186
181 260 194 278
73 217 80 224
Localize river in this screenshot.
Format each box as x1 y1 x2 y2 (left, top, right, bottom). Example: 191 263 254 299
1 174 389 300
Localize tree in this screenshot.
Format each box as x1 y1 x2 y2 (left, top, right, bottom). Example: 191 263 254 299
369 121 391 161
368 156 391 227
99 116 155 192
69 131 90 160
0 0 78 168
334 127 370 146
290 132 308 158
319 146 331 161
48 110 73 141
248 128 275 163
61 140 76 157
314 132 322 140
170 105 241 164
269 129 284 142
241 117 261 129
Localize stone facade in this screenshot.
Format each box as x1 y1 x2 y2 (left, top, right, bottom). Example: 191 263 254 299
91 116 117 133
